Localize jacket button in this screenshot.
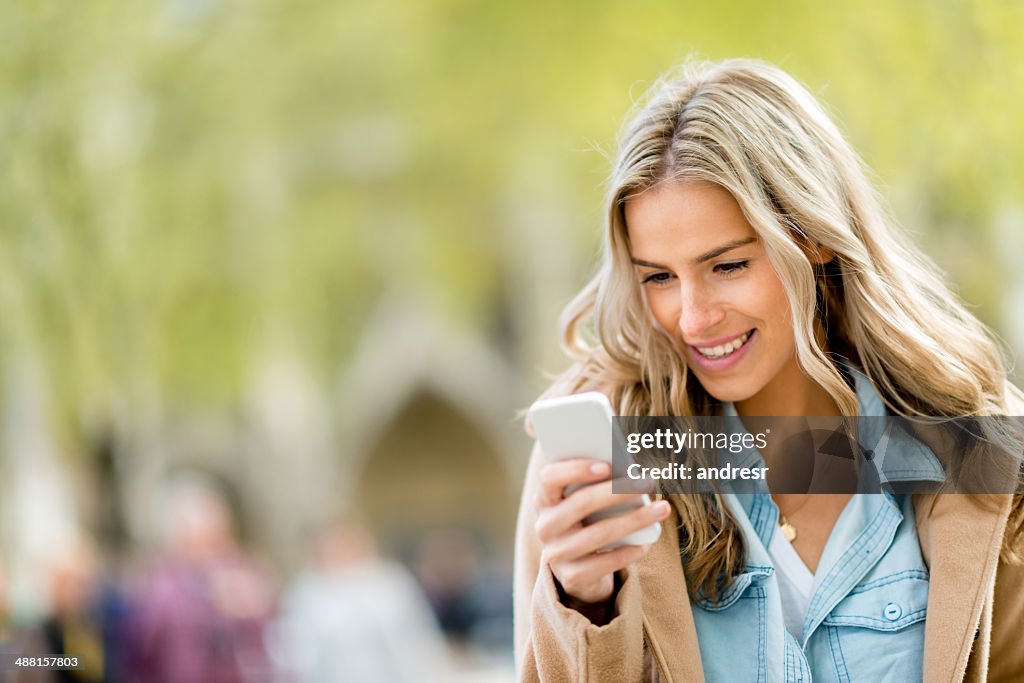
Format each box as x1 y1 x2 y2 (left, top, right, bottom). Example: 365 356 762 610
883 602 902 621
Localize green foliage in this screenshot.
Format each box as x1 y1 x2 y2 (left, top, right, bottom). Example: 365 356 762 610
0 0 1020 429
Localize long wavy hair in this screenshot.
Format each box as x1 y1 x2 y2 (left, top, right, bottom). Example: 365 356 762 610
541 58 1024 600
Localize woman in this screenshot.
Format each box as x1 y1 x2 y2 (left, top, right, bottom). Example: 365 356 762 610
514 59 1024 682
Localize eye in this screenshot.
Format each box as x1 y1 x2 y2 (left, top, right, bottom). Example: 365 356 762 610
641 271 675 287
713 260 750 277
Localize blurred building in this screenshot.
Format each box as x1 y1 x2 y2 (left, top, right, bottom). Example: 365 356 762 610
0 281 560 646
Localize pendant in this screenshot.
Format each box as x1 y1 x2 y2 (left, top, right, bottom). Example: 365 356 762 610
780 516 797 542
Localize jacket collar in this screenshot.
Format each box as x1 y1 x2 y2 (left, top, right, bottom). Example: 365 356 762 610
720 365 946 489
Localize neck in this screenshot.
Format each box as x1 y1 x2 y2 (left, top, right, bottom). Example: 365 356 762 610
736 323 840 417
735 363 839 417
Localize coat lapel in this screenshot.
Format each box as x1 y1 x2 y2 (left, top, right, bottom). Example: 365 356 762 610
914 493 1012 682
640 500 706 682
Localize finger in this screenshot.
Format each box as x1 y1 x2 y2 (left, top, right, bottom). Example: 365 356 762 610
558 477 652 524
546 500 670 563
535 478 651 543
537 458 611 507
551 544 649 599
606 473 655 493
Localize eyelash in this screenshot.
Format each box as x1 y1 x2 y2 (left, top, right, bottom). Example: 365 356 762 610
714 260 750 277
641 260 750 287
641 272 673 286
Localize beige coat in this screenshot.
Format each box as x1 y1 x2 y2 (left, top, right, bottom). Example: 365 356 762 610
514 440 1024 682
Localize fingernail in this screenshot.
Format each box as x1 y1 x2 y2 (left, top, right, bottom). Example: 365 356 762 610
590 462 609 475
652 501 670 517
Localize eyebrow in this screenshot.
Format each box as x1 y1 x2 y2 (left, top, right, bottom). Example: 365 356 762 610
631 237 757 268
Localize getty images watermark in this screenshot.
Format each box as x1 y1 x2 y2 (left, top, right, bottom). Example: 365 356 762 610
609 415 1024 495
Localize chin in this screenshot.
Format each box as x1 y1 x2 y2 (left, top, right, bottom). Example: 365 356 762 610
693 376 762 405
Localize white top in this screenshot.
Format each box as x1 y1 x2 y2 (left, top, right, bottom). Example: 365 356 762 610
767 527 815 639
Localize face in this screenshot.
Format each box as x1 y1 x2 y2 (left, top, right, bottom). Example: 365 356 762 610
625 180 803 410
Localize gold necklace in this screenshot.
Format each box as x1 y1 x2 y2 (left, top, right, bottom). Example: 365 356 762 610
776 495 812 542
779 514 798 542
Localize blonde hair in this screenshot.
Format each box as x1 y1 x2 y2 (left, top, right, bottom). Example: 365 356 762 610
544 58 1024 600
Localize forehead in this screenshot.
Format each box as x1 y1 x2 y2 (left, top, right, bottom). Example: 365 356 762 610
624 181 756 258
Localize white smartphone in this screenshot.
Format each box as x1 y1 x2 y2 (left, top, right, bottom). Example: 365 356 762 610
527 392 662 547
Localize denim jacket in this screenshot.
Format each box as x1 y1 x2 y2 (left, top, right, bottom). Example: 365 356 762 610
692 369 945 682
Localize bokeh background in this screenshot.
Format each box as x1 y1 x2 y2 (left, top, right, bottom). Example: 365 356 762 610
1 2 1022 681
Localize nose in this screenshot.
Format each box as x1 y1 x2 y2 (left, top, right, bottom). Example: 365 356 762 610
676 280 726 341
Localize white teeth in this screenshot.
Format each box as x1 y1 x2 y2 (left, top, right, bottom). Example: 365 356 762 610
696 331 751 359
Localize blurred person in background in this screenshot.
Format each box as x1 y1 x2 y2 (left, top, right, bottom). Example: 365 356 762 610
412 529 513 663
0 541 104 683
34 538 105 683
90 563 130 683
413 529 481 642
122 474 275 683
271 515 452 683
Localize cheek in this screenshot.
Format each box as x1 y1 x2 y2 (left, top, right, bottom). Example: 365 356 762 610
752 271 794 342
644 290 679 335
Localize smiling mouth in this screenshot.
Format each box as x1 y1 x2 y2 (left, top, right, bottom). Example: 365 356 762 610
692 329 754 360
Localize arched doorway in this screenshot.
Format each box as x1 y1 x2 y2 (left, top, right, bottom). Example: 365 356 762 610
354 390 516 565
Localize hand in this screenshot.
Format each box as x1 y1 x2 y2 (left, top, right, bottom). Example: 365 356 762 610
533 457 671 606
